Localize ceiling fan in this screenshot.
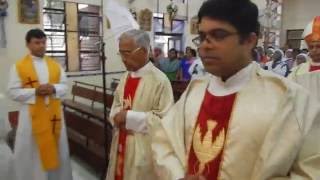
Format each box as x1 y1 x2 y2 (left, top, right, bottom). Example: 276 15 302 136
128 0 135 4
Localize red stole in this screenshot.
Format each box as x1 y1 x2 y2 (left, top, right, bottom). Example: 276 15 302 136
187 90 236 179
309 65 320 72
115 75 141 180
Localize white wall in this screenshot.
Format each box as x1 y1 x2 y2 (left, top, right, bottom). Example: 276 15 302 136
281 0 320 47
0 0 44 114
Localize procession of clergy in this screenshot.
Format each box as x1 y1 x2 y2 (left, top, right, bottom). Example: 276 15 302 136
3 0 320 179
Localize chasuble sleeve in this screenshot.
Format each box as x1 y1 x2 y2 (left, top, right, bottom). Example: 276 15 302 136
145 79 174 131
7 66 36 104
288 89 320 180
126 111 148 133
152 111 185 180
152 92 187 180
269 87 320 180
126 79 174 133
109 82 123 126
53 65 68 99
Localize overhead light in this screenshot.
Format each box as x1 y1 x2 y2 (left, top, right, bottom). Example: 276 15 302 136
79 4 88 10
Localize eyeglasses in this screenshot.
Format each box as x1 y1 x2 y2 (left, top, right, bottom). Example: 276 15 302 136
117 47 142 58
192 29 238 47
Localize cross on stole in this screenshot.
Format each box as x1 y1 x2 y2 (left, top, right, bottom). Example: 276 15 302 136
24 77 38 88
51 115 61 134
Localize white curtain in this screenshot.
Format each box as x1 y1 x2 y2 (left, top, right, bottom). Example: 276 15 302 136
103 0 139 44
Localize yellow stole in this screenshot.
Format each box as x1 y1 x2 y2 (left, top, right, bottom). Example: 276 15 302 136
16 55 62 170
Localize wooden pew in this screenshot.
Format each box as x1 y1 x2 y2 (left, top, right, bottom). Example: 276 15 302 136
63 81 115 120
63 81 114 174
64 110 112 173
7 111 19 150
8 111 19 129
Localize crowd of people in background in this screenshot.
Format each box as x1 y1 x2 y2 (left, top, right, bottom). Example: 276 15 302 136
150 45 311 82
252 46 309 77
150 46 206 81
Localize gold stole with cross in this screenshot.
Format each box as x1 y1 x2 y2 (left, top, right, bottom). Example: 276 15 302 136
15 55 62 171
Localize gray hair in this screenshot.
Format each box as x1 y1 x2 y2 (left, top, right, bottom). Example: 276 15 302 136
119 29 150 53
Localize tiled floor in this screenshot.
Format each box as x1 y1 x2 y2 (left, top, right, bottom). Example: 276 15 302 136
71 157 99 180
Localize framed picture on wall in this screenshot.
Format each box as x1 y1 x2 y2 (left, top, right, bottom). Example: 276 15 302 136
18 0 40 24
138 9 152 31
190 16 199 35
163 13 172 33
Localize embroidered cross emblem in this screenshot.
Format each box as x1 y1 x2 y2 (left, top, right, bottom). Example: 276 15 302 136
51 115 61 134
24 77 38 88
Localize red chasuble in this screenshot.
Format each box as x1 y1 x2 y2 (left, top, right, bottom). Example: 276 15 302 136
187 90 237 179
309 65 320 72
115 75 141 180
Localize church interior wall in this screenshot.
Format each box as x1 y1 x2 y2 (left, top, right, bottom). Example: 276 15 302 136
281 0 320 47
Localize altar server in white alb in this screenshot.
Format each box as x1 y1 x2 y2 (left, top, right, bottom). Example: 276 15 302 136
7 29 72 180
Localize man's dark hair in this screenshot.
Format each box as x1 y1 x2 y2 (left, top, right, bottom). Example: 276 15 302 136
293 48 301 53
169 48 178 55
190 49 197 57
25 29 46 43
198 0 260 42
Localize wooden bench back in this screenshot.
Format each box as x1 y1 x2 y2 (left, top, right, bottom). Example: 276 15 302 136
94 91 114 109
71 81 114 109
64 109 113 173
64 110 108 146
8 111 19 128
72 85 96 101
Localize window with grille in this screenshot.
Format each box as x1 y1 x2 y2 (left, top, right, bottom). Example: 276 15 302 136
287 29 304 49
43 0 102 72
153 13 185 55
43 0 66 69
